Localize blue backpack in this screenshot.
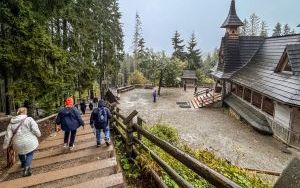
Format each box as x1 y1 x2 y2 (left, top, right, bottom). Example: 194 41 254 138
96 107 108 128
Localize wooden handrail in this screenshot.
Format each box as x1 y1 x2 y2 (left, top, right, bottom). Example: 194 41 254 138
133 123 241 188
0 114 58 138
112 105 242 188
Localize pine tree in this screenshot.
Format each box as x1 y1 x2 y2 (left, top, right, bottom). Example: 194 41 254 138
132 12 143 57
260 21 269 37
283 24 291 35
172 31 186 61
272 23 282 36
241 19 250 36
186 33 202 70
249 13 260 36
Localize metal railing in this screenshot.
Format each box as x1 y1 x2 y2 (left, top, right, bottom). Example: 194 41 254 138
110 105 242 188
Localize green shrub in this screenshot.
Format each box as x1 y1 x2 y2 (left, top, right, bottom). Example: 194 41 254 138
128 70 147 85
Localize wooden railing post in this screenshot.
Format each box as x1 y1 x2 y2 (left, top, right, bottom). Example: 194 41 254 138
124 110 138 158
137 117 143 140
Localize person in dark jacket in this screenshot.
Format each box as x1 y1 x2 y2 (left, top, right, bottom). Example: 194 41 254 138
56 97 84 150
90 100 112 147
152 89 157 103
80 100 87 114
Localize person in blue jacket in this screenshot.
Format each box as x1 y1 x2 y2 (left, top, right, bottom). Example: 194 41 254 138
90 100 112 147
56 97 84 150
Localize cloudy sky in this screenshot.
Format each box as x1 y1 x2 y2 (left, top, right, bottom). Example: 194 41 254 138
118 0 300 55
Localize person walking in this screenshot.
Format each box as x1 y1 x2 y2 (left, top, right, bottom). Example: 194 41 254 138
56 97 84 150
3 107 41 177
80 100 87 115
90 100 112 147
152 89 157 103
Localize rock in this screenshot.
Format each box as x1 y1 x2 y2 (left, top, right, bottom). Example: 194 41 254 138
274 157 300 188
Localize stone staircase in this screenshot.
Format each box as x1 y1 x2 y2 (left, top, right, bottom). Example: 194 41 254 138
191 92 222 109
0 112 125 188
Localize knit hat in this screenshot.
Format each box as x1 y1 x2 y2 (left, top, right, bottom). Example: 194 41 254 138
65 97 74 107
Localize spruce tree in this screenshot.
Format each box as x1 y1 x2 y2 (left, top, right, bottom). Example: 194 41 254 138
132 12 143 57
260 21 269 37
172 31 186 61
186 33 202 70
283 24 291 35
272 23 282 36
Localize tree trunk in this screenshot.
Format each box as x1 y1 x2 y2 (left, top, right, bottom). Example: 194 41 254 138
158 70 163 96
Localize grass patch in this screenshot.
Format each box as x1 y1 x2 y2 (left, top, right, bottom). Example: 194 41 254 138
138 124 271 188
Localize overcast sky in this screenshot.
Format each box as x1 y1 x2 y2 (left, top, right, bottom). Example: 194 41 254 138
118 0 300 55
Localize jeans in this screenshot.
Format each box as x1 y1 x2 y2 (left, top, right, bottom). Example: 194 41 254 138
96 126 110 144
64 130 77 147
19 151 34 168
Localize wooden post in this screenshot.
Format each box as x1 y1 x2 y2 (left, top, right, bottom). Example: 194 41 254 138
137 117 143 140
126 119 134 158
124 110 138 158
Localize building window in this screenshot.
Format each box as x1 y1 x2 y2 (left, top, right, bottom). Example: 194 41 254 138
262 97 274 116
236 85 243 98
252 92 262 109
243 88 251 103
231 83 237 94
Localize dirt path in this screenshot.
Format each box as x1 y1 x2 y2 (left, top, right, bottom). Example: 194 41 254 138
118 88 297 175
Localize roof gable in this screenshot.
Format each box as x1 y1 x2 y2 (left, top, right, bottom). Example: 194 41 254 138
231 35 300 106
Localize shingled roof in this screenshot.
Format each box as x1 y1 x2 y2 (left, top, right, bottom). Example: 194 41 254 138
211 36 264 79
231 35 300 106
181 70 197 79
221 0 244 28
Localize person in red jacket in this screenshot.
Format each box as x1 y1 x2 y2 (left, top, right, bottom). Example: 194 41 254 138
56 97 84 150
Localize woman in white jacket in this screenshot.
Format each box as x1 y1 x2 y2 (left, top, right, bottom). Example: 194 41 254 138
3 107 41 177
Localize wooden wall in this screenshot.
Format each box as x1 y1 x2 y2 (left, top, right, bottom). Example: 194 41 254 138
274 102 292 129
292 108 300 132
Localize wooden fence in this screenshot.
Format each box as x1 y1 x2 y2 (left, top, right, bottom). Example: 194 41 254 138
110 105 242 188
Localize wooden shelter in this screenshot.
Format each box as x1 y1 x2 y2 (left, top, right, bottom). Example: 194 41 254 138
211 0 300 148
181 70 197 87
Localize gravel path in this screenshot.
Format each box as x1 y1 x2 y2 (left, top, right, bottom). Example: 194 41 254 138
118 88 296 174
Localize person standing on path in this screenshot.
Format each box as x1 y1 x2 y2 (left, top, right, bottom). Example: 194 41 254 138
90 100 112 147
3 107 41 177
56 97 84 150
184 82 187 92
152 89 157 103
80 100 87 114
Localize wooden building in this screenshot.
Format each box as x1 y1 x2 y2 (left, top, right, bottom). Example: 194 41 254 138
181 70 197 87
212 0 300 148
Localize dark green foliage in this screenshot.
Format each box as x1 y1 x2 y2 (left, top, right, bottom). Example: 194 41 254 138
172 31 186 61
0 0 123 113
186 33 202 70
272 23 282 37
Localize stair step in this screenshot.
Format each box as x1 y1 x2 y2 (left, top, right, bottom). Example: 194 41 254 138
39 133 95 150
0 158 118 188
35 140 97 159
9 145 114 173
65 173 124 188
46 130 93 141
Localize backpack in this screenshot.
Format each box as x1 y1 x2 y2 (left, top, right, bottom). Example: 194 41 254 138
95 107 107 128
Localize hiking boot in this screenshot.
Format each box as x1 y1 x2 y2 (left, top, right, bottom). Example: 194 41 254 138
63 143 68 148
105 140 110 146
23 167 32 177
97 143 101 148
